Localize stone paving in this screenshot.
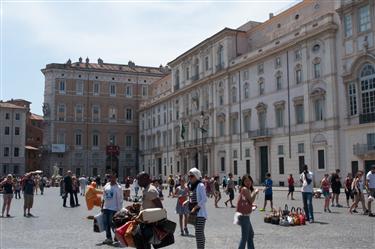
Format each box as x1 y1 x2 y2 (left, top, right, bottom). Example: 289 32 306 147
0 187 374 249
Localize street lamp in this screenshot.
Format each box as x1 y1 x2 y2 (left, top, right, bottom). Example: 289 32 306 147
200 111 208 176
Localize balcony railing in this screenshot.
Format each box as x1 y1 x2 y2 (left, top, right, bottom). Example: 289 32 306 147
353 143 375 156
359 113 375 124
248 129 272 139
176 137 214 149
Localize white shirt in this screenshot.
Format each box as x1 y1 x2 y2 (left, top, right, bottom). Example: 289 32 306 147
300 171 313 193
103 182 123 212
366 171 375 189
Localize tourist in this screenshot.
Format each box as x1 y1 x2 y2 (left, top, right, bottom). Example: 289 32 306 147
213 176 221 208
133 177 139 197
224 173 235 208
349 170 368 214
188 168 207 249
168 175 175 197
79 175 88 196
222 176 227 189
321 174 331 213
101 172 123 245
260 173 273 212
287 174 295 200
63 171 75 208
365 165 375 217
72 175 80 207
331 169 343 207
344 173 354 208
152 179 164 201
14 177 21 199
237 175 259 249
23 173 35 217
300 165 314 223
95 175 101 189
1 174 14 217
174 177 189 236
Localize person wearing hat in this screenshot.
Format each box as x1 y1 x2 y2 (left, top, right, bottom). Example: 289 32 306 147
188 167 207 249
365 165 375 217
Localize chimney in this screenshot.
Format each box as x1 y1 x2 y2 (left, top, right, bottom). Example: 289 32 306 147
269 13 274 19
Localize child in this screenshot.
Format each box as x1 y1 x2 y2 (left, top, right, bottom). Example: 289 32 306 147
287 174 295 200
260 173 273 212
174 178 189 236
321 174 331 213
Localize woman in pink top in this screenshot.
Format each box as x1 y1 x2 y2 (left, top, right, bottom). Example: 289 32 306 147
321 174 331 213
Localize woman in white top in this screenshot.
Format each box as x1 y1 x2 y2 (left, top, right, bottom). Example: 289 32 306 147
188 168 207 249
349 170 368 214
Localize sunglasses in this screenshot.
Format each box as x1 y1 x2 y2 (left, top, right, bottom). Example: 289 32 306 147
188 175 195 178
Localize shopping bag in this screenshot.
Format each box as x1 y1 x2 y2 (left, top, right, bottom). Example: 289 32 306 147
153 233 175 248
139 208 167 223
124 220 137 248
93 212 105 233
115 223 128 246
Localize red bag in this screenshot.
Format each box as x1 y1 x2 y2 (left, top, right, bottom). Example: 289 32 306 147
237 189 252 215
115 222 129 246
297 207 306 225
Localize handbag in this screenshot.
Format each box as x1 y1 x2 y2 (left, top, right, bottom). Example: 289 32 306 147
93 212 105 233
153 233 175 248
282 204 290 216
124 220 137 248
187 213 197 226
264 214 272 223
291 207 300 226
297 207 306 225
270 210 280 225
155 219 177 234
115 223 129 246
236 190 252 215
139 208 167 223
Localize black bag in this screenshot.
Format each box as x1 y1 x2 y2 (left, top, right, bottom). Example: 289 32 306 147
187 213 197 226
112 209 132 228
153 233 175 248
282 204 290 216
156 219 177 234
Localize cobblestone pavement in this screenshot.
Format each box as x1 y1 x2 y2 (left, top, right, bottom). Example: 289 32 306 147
0 187 374 249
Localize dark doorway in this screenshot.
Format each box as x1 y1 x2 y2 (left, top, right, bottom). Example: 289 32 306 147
259 146 268 183
351 161 358 176
106 155 119 176
299 156 305 173
365 160 375 174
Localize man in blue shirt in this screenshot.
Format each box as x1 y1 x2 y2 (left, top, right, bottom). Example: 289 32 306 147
260 173 273 212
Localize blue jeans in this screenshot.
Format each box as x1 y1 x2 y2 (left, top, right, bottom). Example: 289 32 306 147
302 192 314 221
102 209 116 240
238 215 255 249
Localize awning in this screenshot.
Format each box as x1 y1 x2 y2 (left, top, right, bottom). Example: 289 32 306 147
25 145 39 150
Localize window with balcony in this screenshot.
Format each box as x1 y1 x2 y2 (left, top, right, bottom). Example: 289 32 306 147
93 82 100 96
109 83 116 96
76 80 83 95
359 5 371 32
59 80 66 94
258 111 266 130
344 14 352 37
348 83 357 116
360 64 375 123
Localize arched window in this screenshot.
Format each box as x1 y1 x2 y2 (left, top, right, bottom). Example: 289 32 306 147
244 83 249 99
360 64 375 117
231 86 237 103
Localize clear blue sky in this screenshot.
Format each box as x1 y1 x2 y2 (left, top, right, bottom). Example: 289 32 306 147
0 0 299 115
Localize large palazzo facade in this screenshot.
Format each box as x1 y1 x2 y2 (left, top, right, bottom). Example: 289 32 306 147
139 0 375 185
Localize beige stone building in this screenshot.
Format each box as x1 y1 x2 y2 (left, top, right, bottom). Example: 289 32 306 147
42 58 168 179
139 0 375 185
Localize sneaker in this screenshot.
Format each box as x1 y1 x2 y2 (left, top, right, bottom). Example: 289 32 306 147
259 208 265 212
184 228 189 236
180 230 184 236
328 209 332 213
352 209 358 213
103 239 113 245
309 220 314 224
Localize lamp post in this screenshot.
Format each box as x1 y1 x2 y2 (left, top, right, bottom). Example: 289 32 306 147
200 111 208 176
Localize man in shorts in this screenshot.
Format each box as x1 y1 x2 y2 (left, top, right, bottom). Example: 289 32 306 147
23 173 35 217
224 173 235 208
365 165 375 217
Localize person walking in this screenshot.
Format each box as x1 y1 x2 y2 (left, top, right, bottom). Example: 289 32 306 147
349 170 368 214
23 173 35 217
344 173 354 208
224 173 236 208
174 177 189 236
14 177 21 199
213 176 221 208
188 168 207 249
168 175 175 197
39 176 46 195
1 174 14 217
321 174 331 213
287 174 295 200
63 171 75 208
300 165 314 223
101 172 123 245
331 169 343 207
259 173 273 212
237 175 259 249
222 176 227 189
79 175 87 196
72 176 80 207
365 165 375 217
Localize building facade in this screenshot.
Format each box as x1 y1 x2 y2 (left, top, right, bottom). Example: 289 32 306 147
139 0 375 185
42 58 168 179
0 102 27 176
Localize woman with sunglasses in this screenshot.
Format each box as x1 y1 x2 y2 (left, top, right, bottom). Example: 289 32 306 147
188 168 207 249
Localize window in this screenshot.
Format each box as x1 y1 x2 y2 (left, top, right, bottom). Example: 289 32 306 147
258 63 264 74
296 68 302 84
76 80 83 95
220 157 225 171
312 44 320 53
243 70 249 80
109 84 116 96
109 135 116 145
295 49 302 61
359 5 371 32
244 83 249 99
92 134 99 147
142 86 148 97
15 127 20 135
344 14 352 37
231 118 238 134
275 57 281 68
126 85 132 97
259 79 265 95
314 99 324 121
57 132 65 144
233 150 238 158
278 145 284 155
75 134 82 146
175 70 180 89
233 161 238 175
13 165 19 175
218 121 225 136
258 111 266 130
58 104 65 121
219 91 224 106
4 126 9 135
279 157 285 174
313 62 321 79
276 74 282 90
109 107 116 121
205 57 209 71
246 160 250 174
360 64 375 116
351 161 358 177
75 104 83 122
275 108 284 127
318 150 325 169
3 147 9 157
15 113 20 120
348 83 357 116
126 135 132 147
92 105 100 122
126 108 133 121
245 148 250 157
231 87 237 103
59 80 66 94
5 113 9 119
93 82 100 95
298 143 305 154
217 45 224 67
185 67 190 80
243 114 251 132
14 147 19 157
295 104 304 124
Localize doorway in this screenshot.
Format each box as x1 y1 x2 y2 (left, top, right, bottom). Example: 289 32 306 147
259 146 268 183
365 160 375 174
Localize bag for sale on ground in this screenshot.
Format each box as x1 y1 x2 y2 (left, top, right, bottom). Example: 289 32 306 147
155 219 177 234
138 208 167 224
93 212 105 233
124 220 137 248
153 233 175 249
115 222 128 246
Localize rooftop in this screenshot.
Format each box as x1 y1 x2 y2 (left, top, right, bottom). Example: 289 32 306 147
30 113 44 121
0 102 27 110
